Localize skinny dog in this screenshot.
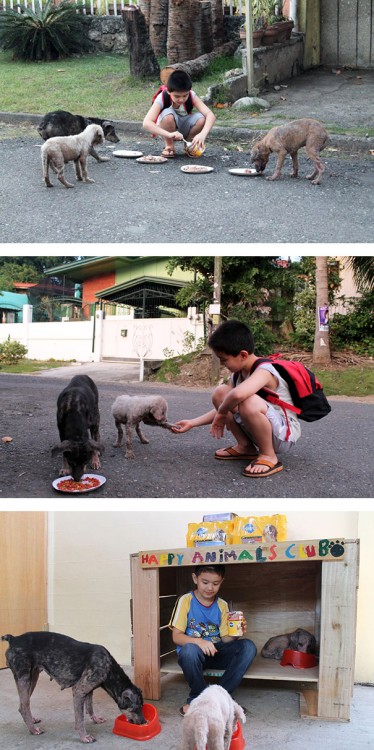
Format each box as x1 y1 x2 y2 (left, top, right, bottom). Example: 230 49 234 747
250 118 328 184
37 110 120 162
111 394 173 459
52 374 104 480
2 632 145 743
261 628 317 660
41 123 104 188
181 686 246 750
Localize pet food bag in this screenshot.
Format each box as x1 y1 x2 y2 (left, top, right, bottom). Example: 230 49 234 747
232 514 287 544
186 521 234 547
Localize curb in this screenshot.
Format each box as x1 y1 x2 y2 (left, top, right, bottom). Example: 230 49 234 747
1 111 373 154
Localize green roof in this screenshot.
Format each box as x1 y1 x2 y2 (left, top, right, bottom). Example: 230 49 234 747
44 256 154 282
0 291 29 310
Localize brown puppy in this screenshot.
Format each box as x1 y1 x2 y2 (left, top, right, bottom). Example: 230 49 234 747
41 123 104 188
250 118 328 184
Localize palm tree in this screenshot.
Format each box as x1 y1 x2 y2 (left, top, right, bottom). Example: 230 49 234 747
344 256 374 292
313 256 331 365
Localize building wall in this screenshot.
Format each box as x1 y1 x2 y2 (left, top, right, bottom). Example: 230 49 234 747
47 510 373 683
83 272 116 309
320 0 374 68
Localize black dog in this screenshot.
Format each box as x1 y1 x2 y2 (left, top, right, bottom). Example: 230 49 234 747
37 110 120 162
52 374 104 481
261 628 317 660
2 632 145 743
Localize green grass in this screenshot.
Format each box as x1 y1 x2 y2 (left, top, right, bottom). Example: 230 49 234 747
314 367 374 398
0 359 75 373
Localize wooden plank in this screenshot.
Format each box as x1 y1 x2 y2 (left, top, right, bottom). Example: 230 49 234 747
317 540 359 721
160 653 319 683
300 689 318 718
131 555 161 700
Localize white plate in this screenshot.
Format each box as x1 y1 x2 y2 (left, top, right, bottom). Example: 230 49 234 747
228 168 259 176
181 165 214 174
113 150 143 158
52 474 106 494
136 155 168 164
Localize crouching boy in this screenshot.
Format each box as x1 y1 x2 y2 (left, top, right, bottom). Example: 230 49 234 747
170 564 256 716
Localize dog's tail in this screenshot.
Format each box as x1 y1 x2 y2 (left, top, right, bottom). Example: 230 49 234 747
193 714 210 750
1 634 14 644
233 701 246 725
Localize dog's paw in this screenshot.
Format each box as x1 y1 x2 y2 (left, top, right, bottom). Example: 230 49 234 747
84 178 95 184
125 452 136 460
91 715 106 725
80 734 97 743
30 727 44 735
98 156 110 162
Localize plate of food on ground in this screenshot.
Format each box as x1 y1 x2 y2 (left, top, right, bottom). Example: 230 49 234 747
136 155 169 164
113 150 143 158
181 165 214 174
228 168 260 176
52 474 106 494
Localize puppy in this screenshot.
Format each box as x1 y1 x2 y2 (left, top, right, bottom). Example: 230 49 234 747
182 685 246 750
261 628 317 660
52 374 104 480
41 123 104 188
2 631 145 744
111 394 172 459
250 118 328 184
37 109 120 162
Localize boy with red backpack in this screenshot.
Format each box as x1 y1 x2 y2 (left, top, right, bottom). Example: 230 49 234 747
172 319 330 478
142 70 216 158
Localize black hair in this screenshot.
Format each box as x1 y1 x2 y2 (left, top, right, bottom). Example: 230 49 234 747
167 70 193 93
194 564 225 578
208 319 254 356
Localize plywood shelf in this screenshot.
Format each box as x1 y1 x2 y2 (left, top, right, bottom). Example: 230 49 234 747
160 653 319 683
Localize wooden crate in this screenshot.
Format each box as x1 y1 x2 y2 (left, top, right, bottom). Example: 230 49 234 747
130 538 359 721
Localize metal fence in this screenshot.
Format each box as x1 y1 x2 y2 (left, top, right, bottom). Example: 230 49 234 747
0 0 136 16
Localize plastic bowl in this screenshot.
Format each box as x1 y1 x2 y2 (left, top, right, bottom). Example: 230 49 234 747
230 721 245 750
112 703 161 740
280 649 318 669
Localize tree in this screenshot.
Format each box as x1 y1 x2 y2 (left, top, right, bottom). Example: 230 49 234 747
313 256 331 365
344 256 374 292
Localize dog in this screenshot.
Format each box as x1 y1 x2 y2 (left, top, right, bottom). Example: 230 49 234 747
261 628 317 660
52 374 104 480
37 109 120 162
111 394 173 459
250 118 328 184
41 123 104 188
1 631 145 743
181 685 246 750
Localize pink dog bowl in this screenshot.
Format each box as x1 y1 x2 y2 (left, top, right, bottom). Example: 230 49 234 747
112 703 161 740
229 721 245 750
280 649 318 669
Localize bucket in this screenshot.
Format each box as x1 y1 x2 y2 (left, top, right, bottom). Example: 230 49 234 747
230 721 245 750
112 703 161 740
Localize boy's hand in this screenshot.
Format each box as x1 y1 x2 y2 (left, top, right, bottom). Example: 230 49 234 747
197 640 217 656
169 131 184 141
210 412 227 439
171 421 190 433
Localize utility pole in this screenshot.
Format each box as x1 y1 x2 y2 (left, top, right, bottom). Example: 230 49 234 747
210 256 222 384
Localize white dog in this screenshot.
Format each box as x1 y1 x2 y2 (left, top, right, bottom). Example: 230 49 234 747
41 123 104 188
181 685 246 750
111 394 173 459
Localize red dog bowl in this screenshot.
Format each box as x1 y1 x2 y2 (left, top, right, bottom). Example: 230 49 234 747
230 721 245 750
112 703 161 740
280 649 318 669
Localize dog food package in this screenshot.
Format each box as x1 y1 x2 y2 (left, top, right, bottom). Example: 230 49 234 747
203 512 237 522
232 514 287 544
186 521 234 547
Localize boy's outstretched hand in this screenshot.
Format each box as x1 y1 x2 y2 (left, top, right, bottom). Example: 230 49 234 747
210 412 227 439
171 421 191 433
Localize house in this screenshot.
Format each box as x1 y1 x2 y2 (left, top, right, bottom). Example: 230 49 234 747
0 291 28 323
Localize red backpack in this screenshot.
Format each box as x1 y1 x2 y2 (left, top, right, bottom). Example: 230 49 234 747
234 354 331 423
152 84 194 114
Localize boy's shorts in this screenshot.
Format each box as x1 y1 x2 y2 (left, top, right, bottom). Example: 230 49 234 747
158 107 204 138
234 404 299 454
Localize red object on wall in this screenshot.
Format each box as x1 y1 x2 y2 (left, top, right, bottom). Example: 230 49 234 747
82 272 116 314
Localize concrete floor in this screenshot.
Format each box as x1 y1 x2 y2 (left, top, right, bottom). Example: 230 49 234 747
0 667 373 750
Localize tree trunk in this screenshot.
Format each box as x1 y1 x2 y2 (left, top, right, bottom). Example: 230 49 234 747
210 255 222 384
161 39 238 81
122 7 160 77
313 256 332 365
139 0 151 26
149 0 169 57
211 0 225 46
193 0 213 56
167 0 198 63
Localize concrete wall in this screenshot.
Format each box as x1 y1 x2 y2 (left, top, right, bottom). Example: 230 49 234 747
47 510 373 683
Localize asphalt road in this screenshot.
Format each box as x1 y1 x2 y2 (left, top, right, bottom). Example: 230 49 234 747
0 372 372 498
0 127 373 243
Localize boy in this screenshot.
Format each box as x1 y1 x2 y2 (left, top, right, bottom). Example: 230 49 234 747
172 319 301 477
142 70 216 158
170 564 256 716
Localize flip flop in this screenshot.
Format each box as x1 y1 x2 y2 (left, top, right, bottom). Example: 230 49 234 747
161 147 175 158
215 446 258 461
179 706 189 717
242 459 283 478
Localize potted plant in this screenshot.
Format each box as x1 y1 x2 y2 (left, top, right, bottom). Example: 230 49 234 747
265 1 294 41
239 0 267 47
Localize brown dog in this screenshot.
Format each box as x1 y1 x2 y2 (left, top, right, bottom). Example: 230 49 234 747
250 118 328 184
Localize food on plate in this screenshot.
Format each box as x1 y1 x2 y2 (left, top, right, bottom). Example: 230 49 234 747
136 155 168 163
181 165 214 174
57 476 101 492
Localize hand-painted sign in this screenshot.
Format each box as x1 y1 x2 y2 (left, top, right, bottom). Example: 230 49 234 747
138 539 345 568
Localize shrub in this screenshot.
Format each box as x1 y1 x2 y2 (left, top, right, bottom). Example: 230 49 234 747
330 292 374 356
227 304 276 355
0 0 92 62
0 335 28 364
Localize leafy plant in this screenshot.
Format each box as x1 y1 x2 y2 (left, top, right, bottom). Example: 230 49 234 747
0 335 27 364
0 0 92 62
330 292 374 356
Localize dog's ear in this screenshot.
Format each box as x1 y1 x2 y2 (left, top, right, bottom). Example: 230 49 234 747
88 439 105 454
51 440 71 456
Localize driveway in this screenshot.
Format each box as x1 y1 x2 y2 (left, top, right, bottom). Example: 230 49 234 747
0 371 372 499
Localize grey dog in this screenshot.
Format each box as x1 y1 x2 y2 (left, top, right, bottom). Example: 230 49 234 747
41 123 104 188
261 628 317 660
2 631 145 743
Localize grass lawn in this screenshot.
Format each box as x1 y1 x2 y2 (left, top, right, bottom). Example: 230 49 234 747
0 359 76 373
314 366 374 398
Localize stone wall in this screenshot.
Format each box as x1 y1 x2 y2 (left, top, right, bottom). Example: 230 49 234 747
86 15 128 54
